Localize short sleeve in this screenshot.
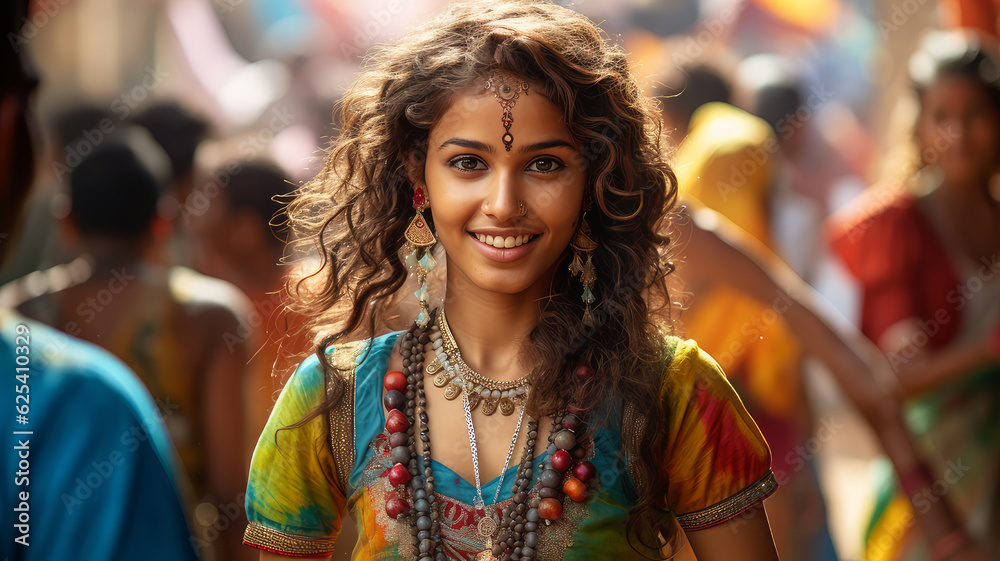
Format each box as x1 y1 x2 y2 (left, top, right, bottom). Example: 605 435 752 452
660 339 777 530
243 354 345 556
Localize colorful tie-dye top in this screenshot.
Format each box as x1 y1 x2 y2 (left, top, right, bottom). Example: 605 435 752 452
244 334 776 559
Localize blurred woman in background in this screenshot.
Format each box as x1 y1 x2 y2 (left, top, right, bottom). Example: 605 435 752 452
828 30 1000 561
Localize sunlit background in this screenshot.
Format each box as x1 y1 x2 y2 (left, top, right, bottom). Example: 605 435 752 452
6 0 997 559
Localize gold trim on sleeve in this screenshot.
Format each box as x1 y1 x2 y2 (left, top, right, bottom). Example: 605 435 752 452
623 337 679 497
327 341 364 494
622 401 648 497
676 471 779 530
243 521 338 555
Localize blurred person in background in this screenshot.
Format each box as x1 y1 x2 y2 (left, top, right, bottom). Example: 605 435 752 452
130 101 211 264
188 157 302 446
0 0 199 559
13 127 254 561
658 63 733 146
828 30 1000 561
190 156 356 558
662 63 838 561
661 55 995 560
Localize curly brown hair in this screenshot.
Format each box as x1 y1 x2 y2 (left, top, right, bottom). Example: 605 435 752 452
282 0 680 552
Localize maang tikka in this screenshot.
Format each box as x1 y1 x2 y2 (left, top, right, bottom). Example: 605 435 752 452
569 212 598 325
404 186 437 327
484 71 530 152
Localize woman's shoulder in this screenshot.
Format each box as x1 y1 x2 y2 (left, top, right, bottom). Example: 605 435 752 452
290 332 400 389
656 335 777 527
659 335 732 399
656 334 771 465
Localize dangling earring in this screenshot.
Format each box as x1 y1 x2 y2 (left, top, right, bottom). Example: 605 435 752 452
568 213 598 325
404 186 437 327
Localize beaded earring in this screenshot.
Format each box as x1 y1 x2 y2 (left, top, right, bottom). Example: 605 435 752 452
404 186 437 328
568 212 598 324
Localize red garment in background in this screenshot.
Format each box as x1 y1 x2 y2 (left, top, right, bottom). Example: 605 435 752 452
938 0 1000 39
827 185 962 349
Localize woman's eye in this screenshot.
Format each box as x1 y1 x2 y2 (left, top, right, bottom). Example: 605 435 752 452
450 157 486 171
527 158 563 173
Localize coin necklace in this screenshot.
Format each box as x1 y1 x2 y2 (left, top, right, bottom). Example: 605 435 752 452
429 308 529 416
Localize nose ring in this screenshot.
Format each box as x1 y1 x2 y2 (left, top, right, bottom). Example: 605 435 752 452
518 201 527 216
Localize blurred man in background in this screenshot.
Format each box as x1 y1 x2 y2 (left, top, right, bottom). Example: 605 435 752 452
0 1 200 559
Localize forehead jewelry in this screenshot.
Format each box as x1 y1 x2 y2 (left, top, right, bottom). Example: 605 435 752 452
484 71 530 152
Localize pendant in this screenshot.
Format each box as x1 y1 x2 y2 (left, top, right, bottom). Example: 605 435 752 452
498 397 514 416
467 392 481 411
426 357 444 375
481 398 498 416
444 383 462 400
433 371 451 387
477 550 497 561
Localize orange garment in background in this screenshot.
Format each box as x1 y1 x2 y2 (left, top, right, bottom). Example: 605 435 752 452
675 103 803 471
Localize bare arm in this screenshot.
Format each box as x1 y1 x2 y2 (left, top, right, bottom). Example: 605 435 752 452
199 307 255 561
878 318 999 397
684 505 779 561
676 206 985 555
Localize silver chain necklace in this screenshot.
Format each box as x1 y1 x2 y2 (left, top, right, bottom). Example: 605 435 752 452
461 381 527 542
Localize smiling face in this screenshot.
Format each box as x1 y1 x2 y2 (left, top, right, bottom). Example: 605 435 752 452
918 74 1000 186
422 80 587 299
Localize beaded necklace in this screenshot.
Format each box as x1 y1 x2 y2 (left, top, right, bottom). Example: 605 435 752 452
382 308 598 560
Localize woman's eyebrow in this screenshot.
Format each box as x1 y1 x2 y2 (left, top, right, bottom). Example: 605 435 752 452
438 138 494 153
518 139 575 153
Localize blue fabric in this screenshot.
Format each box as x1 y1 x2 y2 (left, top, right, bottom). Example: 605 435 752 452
352 333 565 505
0 312 199 561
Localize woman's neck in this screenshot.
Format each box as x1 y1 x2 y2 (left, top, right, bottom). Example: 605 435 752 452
441 277 547 383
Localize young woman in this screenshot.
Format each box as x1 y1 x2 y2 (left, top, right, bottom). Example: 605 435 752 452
242 1 781 559
829 30 1000 561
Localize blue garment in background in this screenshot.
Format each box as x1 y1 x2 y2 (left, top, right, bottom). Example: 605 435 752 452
1 312 199 561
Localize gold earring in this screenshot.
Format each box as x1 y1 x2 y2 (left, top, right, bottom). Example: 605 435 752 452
405 186 436 248
404 186 437 327
568 215 598 324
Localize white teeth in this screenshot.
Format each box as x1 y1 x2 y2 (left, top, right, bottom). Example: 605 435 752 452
475 233 534 248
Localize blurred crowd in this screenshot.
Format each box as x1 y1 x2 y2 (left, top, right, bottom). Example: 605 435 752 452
1 0 999 560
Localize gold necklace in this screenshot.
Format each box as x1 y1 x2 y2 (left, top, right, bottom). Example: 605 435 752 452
427 309 529 416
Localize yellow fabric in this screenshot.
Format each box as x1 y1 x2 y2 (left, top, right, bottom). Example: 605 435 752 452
863 495 910 561
675 102 801 420
662 339 775 514
676 102 777 247
682 284 800 419
105 282 202 484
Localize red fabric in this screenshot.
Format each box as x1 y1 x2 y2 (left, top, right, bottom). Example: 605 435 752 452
827 185 962 349
938 0 1000 39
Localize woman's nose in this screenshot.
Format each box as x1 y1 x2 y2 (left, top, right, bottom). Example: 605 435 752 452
481 169 521 222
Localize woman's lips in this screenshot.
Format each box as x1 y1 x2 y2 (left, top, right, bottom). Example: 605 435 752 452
468 232 539 262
